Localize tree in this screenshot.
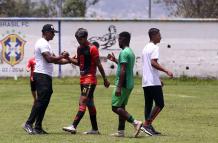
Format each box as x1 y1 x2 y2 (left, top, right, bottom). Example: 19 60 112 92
62 0 99 17
161 0 218 18
0 0 100 17
0 0 35 17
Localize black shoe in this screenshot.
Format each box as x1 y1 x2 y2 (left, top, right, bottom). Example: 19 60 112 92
149 125 161 135
140 125 154 136
33 128 48 134
22 123 34 135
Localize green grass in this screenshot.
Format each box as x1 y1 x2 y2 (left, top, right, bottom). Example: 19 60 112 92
0 76 218 143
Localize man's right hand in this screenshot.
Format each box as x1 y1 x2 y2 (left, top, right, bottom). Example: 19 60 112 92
107 52 115 62
61 51 70 58
166 70 173 78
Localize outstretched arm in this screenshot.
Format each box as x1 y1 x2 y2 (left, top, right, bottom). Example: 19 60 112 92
68 55 79 66
42 52 65 63
151 59 173 78
42 51 71 65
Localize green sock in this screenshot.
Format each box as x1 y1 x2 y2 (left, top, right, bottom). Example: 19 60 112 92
127 115 135 123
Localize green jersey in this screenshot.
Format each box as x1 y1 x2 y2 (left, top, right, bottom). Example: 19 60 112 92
115 47 135 89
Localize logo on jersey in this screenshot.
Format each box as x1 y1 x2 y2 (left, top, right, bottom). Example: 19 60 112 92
1 34 26 66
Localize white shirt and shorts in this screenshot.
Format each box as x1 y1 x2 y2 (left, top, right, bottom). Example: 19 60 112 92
142 42 164 109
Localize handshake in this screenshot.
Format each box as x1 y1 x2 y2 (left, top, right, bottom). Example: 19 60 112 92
61 51 70 58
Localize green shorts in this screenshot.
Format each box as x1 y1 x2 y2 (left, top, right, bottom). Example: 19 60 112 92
112 87 133 107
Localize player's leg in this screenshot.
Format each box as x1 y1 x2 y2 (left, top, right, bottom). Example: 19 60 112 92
34 74 52 134
85 104 100 134
72 84 90 128
148 86 164 134
143 86 154 125
30 80 37 105
141 86 163 135
111 88 142 137
111 103 126 137
87 99 97 128
84 85 100 134
24 73 51 134
111 114 126 137
63 84 89 133
147 86 164 124
118 105 126 131
23 80 37 134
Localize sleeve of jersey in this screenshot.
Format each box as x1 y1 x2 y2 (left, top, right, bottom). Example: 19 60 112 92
40 42 50 54
119 51 128 64
91 46 99 60
151 46 159 60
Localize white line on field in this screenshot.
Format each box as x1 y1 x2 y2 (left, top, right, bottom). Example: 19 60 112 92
166 94 196 98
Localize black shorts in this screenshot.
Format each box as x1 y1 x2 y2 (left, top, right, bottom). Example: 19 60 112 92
80 84 96 98
143 85 164 108
30 80 36 91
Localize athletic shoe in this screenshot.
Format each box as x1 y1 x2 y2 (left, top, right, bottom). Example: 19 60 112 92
62 125 76 134
133 121 143 138
83 130 100 135
110 130 125 137
33 128 48 134
140 125 154 136
149 125 161 135
22 123 34 135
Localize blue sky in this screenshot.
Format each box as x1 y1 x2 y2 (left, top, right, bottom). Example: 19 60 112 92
86 0 171 18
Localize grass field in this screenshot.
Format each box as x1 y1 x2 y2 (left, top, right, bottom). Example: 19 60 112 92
0 76 218 143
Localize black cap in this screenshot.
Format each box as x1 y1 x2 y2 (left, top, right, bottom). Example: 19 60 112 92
42 24 58 33
75 28 88 38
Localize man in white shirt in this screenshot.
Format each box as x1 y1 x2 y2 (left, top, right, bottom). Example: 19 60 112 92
140 28 173 136
23 24 70 135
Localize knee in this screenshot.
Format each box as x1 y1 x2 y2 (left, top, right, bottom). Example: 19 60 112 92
79 104 86 112
112 106 123 113
112 106 117 113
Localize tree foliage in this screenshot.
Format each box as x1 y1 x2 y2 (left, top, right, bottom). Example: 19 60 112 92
162 0 218 18
62 0 99 17
0 0 34 17
0 0 99 17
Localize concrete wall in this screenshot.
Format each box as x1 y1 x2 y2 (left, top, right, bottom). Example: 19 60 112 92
0 18 218 78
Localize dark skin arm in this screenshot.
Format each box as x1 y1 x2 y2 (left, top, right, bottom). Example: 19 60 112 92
67 55 79 66
107 52 118 64
116 63 126 96
42 52 70 64
96 57 110 88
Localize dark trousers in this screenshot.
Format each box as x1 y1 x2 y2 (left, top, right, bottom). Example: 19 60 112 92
143 86 164 120
26 73 53 129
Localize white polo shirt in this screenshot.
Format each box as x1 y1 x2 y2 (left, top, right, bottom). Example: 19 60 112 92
142 42 161 87
34 38 53 77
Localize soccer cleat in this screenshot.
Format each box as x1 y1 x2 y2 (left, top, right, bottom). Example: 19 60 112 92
33 128 48 134
110 130 125 137
83 130 100 135
22 123 34 135
149 125 161 135
133 121 143 138
62 125 76 134
140 125 154 136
